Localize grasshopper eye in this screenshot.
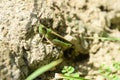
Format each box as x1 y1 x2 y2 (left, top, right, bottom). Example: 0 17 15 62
39 24 47 34
41 27 47 34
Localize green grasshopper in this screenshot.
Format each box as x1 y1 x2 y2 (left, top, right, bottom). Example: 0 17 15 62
39 24 73 51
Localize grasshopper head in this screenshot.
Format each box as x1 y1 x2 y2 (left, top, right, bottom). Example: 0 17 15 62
39 24 47 35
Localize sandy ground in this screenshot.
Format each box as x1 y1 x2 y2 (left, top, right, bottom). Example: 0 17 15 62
0 0 120 80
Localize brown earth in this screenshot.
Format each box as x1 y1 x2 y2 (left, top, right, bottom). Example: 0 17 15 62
0 0 120 80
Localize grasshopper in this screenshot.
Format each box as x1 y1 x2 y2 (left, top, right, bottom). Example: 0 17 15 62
39 24 73 51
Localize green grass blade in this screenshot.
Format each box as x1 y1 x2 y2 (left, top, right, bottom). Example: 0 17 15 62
25 58 63 80
55 73 88 80
84 37 120 41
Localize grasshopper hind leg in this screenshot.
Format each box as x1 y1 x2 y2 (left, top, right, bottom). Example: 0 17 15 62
52 39 72 51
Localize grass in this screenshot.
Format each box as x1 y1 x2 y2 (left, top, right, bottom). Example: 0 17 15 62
25 36 120 80
54 66 88 80
85 36 120 80
84 36 120 41
99 62 120 80
25 60 87 80
25 58 63 80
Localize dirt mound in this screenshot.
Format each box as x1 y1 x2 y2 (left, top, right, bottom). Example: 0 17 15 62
0 0 120 80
